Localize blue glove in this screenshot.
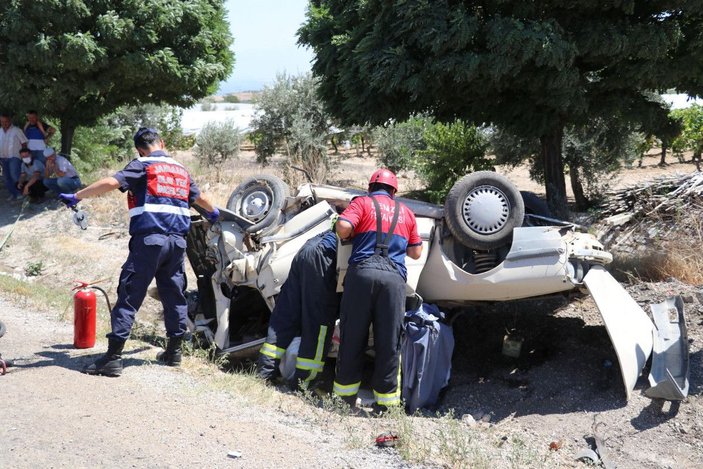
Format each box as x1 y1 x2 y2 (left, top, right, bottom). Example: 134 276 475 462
206 207 220 224
59 193 80 208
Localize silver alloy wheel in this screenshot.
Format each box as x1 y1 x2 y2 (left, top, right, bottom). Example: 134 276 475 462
461 185 510 234
241 190 271 222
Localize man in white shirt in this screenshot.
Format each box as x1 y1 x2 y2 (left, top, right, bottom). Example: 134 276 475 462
43 147 82 194
0 113 28 201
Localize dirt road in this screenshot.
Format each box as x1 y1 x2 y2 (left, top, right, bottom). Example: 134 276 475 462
0 298 406 468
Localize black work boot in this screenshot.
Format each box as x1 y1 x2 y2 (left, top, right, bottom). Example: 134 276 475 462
156 336 183 367
83 338 125 377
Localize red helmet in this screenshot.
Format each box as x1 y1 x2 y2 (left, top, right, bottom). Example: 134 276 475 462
368 168 398 192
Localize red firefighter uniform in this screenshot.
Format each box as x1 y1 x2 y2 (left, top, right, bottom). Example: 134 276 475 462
334 189 421 407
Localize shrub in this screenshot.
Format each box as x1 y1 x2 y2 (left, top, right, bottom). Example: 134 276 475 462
371 116 430 174
417 120 492 203
194 120 241 179
222 94 240 103
251 73 332 182
671 104 703 161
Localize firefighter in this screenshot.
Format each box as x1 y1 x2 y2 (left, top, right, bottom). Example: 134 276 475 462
257 229 339 389
333 169 422 410
58 127 219 377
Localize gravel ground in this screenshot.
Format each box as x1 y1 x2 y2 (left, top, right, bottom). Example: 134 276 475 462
0 298 410 468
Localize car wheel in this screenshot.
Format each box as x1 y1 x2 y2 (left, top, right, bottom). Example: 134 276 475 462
444 171 525 250
226 175 290 233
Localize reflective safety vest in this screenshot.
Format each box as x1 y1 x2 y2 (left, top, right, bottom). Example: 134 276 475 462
127 156 192 236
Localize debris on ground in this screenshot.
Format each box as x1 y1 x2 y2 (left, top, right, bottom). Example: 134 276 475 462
597 172 703 252
375 432 399 448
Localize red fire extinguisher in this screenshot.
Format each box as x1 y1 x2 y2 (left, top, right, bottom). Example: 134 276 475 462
73 280 111 349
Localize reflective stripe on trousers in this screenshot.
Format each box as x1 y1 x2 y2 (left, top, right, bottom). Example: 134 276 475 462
333 380 361 397
261 342 285 359
296 325 327 381
373 358 403 406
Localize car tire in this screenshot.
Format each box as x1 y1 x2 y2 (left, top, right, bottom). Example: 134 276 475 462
444 171 525 250
0 320 5 338
226 174 290 234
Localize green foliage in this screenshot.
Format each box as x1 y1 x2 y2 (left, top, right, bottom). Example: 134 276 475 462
299 1 703 213
0 0 234 153
251 73 332 182
61 104 190 178
194 120 241 179
200 102 216 112
222 94 240 104
562 120 644 206
671 105 703 158
24 261 44 277
371 116 430 174
418 121 492 203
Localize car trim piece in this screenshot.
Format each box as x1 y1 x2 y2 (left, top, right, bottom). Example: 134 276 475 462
646 296 689 400
583 265 654 400
259 205 336 244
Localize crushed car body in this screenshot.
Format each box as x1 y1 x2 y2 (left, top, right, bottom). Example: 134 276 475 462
185 172 689 401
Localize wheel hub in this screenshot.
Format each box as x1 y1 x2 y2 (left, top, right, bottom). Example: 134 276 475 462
241 190 271 221
461 185 510 234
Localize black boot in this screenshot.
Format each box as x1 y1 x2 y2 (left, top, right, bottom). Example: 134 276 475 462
84 338 125 377
156 336 183 367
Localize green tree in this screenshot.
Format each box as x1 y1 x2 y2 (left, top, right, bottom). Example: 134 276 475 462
371 116 429 174
671 105 703 169
492 119 646 209
194 120 241 180
299 1 703 217
418 121 492 203
250 73 332 182
0 0 233 155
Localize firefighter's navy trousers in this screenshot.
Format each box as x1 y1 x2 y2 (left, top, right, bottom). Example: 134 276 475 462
333 255 406 406
109 233 188 341
258 233 338 384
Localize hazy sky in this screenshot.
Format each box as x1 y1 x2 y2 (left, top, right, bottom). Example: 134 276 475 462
220 0 314 93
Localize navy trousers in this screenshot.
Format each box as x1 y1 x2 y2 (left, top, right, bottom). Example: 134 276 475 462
258 233 338 385
108 233 188 341
333 255 406 406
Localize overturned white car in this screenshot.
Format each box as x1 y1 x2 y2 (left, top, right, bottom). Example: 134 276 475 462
185 171 689 401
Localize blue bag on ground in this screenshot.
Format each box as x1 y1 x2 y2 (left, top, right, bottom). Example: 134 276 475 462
401 303 455 413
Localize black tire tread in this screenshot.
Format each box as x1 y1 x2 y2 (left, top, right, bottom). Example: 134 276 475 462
444 171 525 250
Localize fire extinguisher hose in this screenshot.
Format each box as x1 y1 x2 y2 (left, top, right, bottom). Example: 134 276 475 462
90 285 113 314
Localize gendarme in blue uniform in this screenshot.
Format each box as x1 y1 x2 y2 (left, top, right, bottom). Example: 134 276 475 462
108 151 201 341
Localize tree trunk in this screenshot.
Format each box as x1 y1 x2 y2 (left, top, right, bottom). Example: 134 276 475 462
59 121 76 157
540 129 568 219
569 165 589 210
659 141 667 166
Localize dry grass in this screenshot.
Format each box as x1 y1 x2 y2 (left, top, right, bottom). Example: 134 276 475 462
609 206 703 284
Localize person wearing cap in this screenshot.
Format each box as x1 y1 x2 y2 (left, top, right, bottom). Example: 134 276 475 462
17 147 48 202
333 169 422 412
23 111 54 164
42 147 81 194
0 112 28 201
58 127 220 377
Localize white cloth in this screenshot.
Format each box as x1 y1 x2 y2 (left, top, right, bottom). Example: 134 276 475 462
51 155 79 178
0 126 28 159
